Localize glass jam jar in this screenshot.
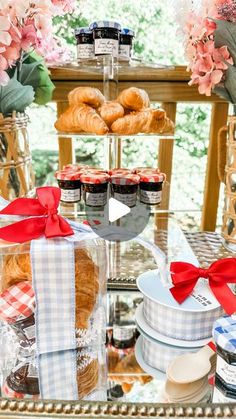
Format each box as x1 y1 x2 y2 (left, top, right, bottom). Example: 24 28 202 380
6 359 39 396
0 282 35 347
212 316 236 403
139 173 165 205
110 174 140 208
81 173 109 207
56 170 81 204
75 27 94 61
119 28 135 61
89 21 121 57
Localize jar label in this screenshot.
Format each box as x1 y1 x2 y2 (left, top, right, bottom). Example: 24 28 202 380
113 326 135 341
119 44 131 60
61 188 81 202
86 191 107 207
216 354 236 386
114 192 137 207
77 44 94 59
213 386 235 403
94 38 119 57
23 324 35 341
140 189 162 204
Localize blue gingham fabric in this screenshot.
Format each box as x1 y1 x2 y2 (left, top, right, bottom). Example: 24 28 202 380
141 335 198 372
89 20 121 30
143 296 223 341
31 237 77 400
213 316 236 354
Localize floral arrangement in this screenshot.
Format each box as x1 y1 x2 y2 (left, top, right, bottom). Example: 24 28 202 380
177 0 236 102
0 0 75 115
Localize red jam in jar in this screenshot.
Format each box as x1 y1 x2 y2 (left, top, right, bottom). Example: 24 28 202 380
110 174 140 208
139 173 165 205
80 173 109 207
56 170 81 203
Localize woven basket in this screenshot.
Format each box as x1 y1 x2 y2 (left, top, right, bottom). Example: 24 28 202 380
0 112 35 200
221 116 236 248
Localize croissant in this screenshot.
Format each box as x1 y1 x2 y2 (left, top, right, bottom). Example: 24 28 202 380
75 103 109 135
111 108 174 135
98 101 124 127
68 87 105 108
54 105 82 133
117 87 150 111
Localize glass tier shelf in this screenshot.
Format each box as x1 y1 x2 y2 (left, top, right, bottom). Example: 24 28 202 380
54 131 175 140
51 57 175 76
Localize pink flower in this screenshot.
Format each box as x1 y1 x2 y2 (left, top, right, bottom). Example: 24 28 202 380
51 0 76 14
189 69 223 96
34 14 52 37
0 50 9 86
213 45 233 69
0 16 11 46
20 24 37 50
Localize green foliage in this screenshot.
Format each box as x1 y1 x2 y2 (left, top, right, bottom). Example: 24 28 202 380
18 52 55 105
0 78 34 116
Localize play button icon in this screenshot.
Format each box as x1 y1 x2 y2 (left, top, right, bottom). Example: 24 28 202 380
85 195 151 242
108 198 131 222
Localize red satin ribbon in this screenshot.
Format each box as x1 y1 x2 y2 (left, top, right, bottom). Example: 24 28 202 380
0 187 73 243
170 259 236 315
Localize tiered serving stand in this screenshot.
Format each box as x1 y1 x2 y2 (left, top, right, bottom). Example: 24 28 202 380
1 57 236 418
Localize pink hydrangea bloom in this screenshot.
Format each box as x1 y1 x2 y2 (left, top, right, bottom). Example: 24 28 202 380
0 0 75 85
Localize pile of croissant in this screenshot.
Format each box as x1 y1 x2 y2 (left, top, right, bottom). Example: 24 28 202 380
55 86 174 136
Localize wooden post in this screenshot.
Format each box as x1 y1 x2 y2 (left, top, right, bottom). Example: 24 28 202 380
57 102 73 169
201 103 229 231
155 102 177 231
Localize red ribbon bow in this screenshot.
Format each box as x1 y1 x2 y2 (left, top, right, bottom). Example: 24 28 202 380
170 259 236 315
0 187 73 243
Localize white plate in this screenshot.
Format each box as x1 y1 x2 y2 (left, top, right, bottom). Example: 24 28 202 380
135 303 211 348
135 335 166 381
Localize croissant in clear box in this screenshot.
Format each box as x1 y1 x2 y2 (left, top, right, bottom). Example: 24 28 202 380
1 248 101 399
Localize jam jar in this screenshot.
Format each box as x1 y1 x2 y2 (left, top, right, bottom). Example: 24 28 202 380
90 21 121 57
6 359 39 396
139 172 165 205
119 28 135 61
81 173 109 207
75 27 94 61
56 170 81 203
0 282 35 347
212 316 236 403
110 174 140 208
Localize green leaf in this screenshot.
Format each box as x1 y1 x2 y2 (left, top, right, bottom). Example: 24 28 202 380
214 19 236 64
18 52 55 105
0 78 34 116
213 84 233 103
223 64 236 104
